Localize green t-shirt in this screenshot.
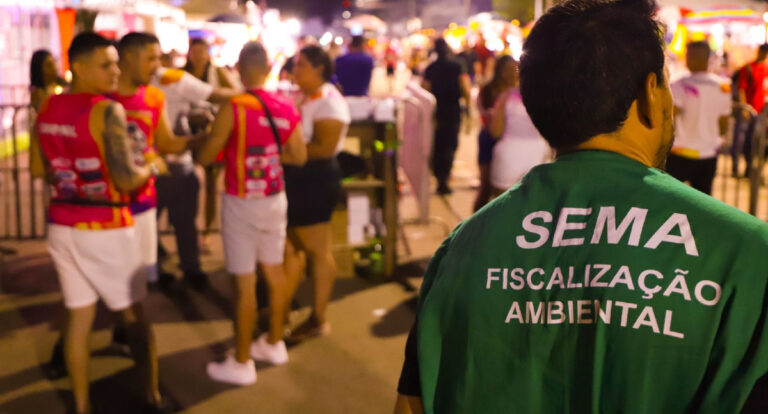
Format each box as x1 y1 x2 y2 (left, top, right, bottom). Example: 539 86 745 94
417 150 768 413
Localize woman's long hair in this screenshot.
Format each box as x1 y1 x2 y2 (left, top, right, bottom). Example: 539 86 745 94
30 49 53 89
479 54 515 110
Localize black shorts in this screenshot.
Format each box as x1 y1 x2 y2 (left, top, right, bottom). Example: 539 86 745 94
284 158 342 227
387 66 395 76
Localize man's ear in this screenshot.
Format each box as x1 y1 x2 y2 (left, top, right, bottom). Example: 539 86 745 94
636 72 659 129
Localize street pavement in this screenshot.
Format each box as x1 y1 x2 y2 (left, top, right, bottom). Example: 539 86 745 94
0 66 482 414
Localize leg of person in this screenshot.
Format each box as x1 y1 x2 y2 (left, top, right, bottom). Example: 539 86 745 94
170 171 206 286
744 117 757 177
154 175 170 264
64 304 97 414
690 157 718 195
282 233 305 314
207 194 257 385
433 116 461 194
432 119 451 193
232 273 257 364
202 165 220 251
249 195 289 364
118 302 161 406
473 163 493 212
731 112 743 176
287 222 335 340
47 224 101 414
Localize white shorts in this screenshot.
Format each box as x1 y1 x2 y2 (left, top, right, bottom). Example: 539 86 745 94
47 224 146 311
221 192 287 274
134 208 158 266
133 208 158 281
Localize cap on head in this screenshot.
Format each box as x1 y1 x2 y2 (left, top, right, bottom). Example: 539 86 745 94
68 32 113 64
117 32 159 59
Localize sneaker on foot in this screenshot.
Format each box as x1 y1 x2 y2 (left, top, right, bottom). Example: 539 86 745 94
250 333 288 365
206 355 256 385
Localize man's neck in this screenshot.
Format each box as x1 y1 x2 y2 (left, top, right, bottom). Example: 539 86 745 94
69 80 99 95
567 103 660 168
117 73 139 96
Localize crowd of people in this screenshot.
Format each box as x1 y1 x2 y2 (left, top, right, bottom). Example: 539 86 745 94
29 30 353 413
23 0 768 412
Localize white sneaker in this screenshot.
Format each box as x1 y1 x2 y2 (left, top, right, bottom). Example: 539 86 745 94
206 355 257 385
250 333 289 365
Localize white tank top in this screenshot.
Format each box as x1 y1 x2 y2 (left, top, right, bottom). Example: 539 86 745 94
490 89 550 190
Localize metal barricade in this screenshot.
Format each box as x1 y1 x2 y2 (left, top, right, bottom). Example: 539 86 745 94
0 104 48 240
712 103 768 221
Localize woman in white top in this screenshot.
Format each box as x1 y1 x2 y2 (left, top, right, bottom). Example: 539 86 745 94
488 58 550 194
284 45 351 341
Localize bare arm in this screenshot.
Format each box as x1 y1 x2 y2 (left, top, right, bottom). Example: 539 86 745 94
489 90 509 139
198 102 234 166
155 107 192 155
394 395 424 414
29 124 51 182
100 102 155 192
719 115 730 136
459 73 471 105
307 119 345 159
208 87 240 104
281 126 307 166
216 66 239 89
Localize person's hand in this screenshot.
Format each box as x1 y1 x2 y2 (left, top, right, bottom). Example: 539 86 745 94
188 108 215 132
149 156 168 176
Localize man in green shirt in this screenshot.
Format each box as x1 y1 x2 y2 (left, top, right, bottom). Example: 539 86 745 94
395 0 768 413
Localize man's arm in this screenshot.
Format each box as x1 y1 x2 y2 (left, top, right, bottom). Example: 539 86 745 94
459 73 471 105
208 87 240 104
281 126 307 166
100 102 157 192
198 102 234 166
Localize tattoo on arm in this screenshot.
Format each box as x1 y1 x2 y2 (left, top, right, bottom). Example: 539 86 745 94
102 103 149 192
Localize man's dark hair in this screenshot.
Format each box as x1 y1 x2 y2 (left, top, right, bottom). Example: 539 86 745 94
350 35 365 49
687 41 711 59
68 32 113 64
117 32 159 58
434 38 451 59
239 41 269 71
189 38 208 48
520 0 665 149
300 45 333 82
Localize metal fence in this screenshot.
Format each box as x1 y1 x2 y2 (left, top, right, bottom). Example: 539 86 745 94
710 104 768 221
0 103 48 240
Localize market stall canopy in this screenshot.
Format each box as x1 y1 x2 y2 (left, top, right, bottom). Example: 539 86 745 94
680 5 764 25
344 14 387 34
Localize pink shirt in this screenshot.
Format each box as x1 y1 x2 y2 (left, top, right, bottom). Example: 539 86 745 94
224 89 300 198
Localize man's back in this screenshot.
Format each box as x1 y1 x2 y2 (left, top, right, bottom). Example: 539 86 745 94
739 61 767 113
335 51 373 96
424 57 464 116
417 151 768 413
